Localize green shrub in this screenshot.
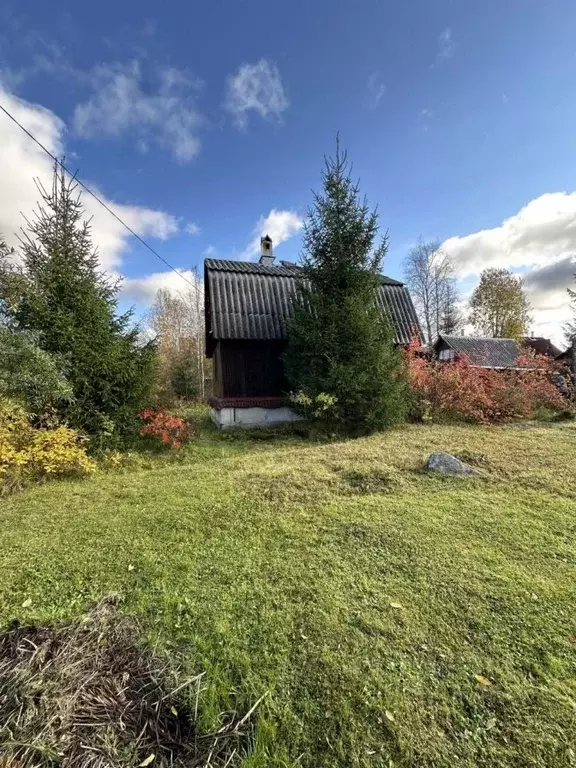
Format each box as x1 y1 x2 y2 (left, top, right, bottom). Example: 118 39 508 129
0 328 72 418
289 390 338 421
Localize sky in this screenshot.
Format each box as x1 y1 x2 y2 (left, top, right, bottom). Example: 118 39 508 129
1 0 576 344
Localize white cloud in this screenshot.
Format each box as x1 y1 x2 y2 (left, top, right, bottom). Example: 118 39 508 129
241 209 303 260
442 193 576 278
121 269 199 304
124 208 304 305
225 59 289 130
441 192 576 345
185 222 201 236
366 71 386 109
0 85 179 275
0 36 77 91
73 60 203 162
437 27 454 60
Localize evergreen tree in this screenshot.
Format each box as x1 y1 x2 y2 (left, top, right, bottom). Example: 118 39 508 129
9 163 156 438
565 280 576 344
284 144 407 433
439 284 463 335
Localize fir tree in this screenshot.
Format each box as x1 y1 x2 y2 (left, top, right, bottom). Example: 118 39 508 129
11 163 156 438
284 144 407 433
565 283 576 344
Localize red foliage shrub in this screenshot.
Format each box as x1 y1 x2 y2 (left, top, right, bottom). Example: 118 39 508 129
404 340 568 424
138 409 191 448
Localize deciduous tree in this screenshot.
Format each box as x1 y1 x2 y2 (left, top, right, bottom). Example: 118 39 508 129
403 239 460 341
469 268 531 339
148 271 208 402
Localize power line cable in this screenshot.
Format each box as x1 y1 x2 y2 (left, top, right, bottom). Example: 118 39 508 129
0 101 197 288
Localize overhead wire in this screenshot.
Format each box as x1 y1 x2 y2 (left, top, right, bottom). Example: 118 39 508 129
0 101 197 288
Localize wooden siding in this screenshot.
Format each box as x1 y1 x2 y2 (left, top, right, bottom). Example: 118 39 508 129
215 340 286 398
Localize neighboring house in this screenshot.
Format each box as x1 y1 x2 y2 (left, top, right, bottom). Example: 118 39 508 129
556 346 573 364
204 237 421 428
556 344 576 378
434 334 523 369
521 336 562 358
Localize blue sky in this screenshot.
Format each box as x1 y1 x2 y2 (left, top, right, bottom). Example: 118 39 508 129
1 0 576 340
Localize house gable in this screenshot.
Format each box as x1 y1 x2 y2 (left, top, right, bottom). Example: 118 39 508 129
204 258 421 357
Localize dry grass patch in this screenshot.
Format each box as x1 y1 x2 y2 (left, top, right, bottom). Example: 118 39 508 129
0 596 257 768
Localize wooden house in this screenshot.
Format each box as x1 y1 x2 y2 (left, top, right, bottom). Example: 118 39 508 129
204 237 421 428
433 335 524 368
434 334 564 370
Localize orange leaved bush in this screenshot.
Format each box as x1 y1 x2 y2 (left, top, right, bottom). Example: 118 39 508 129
138 409 191 448
404 340 568 424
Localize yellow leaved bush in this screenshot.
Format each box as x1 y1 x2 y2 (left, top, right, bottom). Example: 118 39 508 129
0 399 96 494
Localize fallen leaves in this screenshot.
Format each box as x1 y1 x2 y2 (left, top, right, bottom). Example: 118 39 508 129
475 674 492 687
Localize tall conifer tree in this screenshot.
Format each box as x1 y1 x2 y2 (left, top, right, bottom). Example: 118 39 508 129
284 144 407 432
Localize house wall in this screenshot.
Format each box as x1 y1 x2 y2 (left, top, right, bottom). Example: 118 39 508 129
214 340 287 398
434 340 454 361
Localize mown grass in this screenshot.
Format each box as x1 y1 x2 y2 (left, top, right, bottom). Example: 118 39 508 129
1 415 576 767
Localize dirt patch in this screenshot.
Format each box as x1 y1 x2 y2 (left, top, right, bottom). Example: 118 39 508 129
0 596 257 767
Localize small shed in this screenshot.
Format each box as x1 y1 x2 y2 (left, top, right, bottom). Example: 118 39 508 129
204 238 421 427
434 335 523 368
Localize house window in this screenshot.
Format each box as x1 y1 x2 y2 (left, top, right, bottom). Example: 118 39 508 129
439 348 455 361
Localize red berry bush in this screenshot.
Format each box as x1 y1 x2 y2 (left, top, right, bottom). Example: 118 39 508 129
404 340 568 424
138 409 191 448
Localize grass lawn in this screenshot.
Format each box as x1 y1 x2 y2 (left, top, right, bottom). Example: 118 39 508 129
1 414 576 767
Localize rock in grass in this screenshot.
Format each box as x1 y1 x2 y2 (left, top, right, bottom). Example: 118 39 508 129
424 451 479 476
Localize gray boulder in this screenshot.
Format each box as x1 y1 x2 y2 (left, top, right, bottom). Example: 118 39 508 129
424 451 479 476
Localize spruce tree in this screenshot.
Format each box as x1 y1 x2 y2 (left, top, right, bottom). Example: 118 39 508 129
565 282 576 344
13 163 156 438
284 144 407 433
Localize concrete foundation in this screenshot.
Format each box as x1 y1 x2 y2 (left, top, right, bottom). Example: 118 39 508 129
210 405 302 429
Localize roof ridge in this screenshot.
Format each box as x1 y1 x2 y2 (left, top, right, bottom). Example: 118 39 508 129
442 334 519 342
204 257 403 284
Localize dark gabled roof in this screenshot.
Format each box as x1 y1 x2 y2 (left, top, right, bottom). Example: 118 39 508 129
556 346 574 361
205 258 301 277
204 258 404 284
521 337 562 358
435 334 522 368
204 258 420 354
